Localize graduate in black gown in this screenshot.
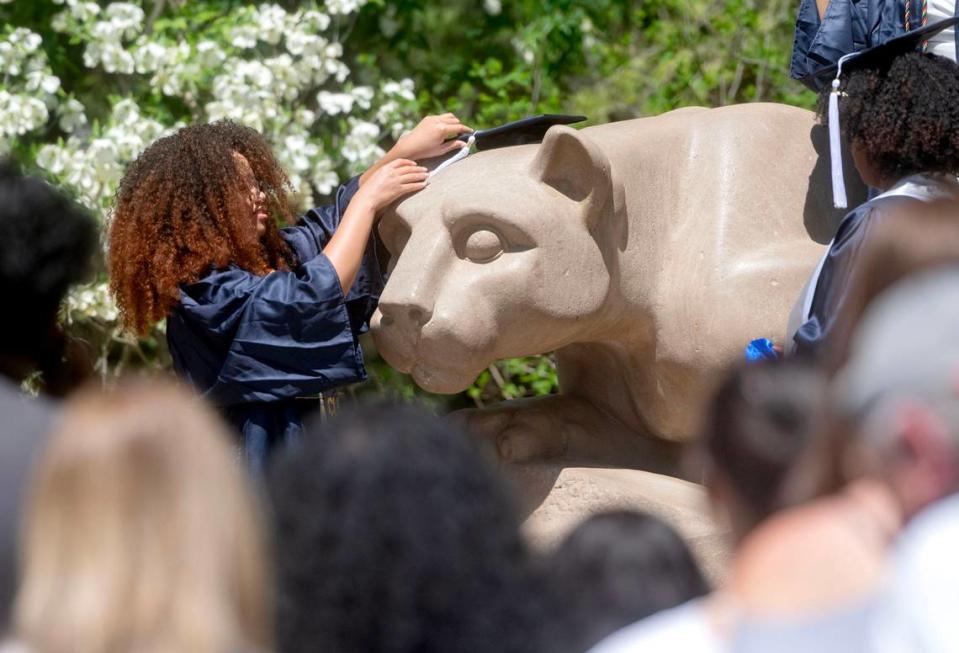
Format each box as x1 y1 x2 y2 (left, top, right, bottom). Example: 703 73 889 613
109 116 471 468
790 23 959 359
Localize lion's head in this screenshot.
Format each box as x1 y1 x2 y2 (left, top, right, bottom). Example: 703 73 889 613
372 126 616 393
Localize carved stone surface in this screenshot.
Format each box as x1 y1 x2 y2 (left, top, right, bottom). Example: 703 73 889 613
508 463 730 582
372 104 864 563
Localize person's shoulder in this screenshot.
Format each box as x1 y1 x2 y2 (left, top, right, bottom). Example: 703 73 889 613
834 193 920 240
588 600 717 653
179 265 263 304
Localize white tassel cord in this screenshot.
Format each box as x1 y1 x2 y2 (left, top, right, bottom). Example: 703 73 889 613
829 52 859 209
427 134 476 180
828 82 847 209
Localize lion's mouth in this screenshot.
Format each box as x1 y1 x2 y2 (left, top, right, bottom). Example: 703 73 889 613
408 360 482 395
373 329 485 395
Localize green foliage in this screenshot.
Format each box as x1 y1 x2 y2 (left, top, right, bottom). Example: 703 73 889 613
348 0 812 129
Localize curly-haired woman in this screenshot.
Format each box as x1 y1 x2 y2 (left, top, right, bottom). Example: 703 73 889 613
790 51 959 357
109 115 470 467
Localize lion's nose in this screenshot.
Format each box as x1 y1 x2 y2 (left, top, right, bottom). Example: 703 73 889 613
378 301 432 329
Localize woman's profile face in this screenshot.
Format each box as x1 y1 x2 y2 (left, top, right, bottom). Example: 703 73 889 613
232 151 269 237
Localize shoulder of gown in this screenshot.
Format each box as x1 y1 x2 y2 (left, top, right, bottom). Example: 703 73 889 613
792 194 920 358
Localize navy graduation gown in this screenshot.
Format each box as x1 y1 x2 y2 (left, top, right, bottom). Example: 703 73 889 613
166 177 387 468
793 193 919 357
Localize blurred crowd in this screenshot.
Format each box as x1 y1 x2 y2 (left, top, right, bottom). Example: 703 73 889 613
2 167 958 653
2 6 959 653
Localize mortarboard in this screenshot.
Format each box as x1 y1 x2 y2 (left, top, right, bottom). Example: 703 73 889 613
817 17 959 209
429 113 587 179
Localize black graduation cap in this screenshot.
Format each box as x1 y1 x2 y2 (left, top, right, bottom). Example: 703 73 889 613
819 17 959 208
429 114 587 178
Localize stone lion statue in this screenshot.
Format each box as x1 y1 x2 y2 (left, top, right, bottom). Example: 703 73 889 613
371 103 865 569
372 103 858 475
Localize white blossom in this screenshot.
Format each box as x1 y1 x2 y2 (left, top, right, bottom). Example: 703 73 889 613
317 90 355 115
230 24 258 49
341 119 383 167
70 2 101 23
254 4 289 45
295 108 317 127
310 156 339 195
325 0 367 15
351 85 374 110
300 9 332 32
134 40 168 74
281 129 320 173
51 12 71 32
104 2 145 40
383 78 416 101
0 92 49 137
483 0 502 15
66 282 118 323
23 70 61 95
195 40 226 68
58 97 88 134
286 31 323 57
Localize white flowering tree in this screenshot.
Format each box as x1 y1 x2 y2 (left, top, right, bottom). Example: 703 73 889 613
0 0 419 378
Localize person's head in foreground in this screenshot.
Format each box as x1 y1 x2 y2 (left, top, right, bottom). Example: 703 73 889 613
546 510 710 652
723 266 959 653
700 359 828 543
0 162 96 395
109 121 298 335
11 379 271 653
832 266 959 520
819 51 959 190
268 402 546 653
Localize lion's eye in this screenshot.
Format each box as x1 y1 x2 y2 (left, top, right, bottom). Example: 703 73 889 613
463 228 505 263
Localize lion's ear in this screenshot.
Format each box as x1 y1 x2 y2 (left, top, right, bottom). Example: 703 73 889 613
530 125 612 225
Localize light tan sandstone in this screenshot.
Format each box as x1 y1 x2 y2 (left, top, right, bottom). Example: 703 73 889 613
372 104 865 564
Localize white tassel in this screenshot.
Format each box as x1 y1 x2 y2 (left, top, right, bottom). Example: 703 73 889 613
427 134 476 180
828 79 847 209
828 53 858 210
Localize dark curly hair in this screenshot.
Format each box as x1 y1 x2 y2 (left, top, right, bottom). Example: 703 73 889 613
0 161 96 388
544 510 709 652
267 403 550 653
109 121 297 335
818 52 959 184
702 359 827 537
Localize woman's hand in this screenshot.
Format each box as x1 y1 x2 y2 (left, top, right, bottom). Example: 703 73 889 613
358 113 470 187
391 113 473 161
325 159 427 292
355 159 428 213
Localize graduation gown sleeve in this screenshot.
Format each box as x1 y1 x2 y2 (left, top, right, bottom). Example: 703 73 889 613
792 196 914 358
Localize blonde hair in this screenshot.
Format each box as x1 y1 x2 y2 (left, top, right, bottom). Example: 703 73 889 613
13 378 272 653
